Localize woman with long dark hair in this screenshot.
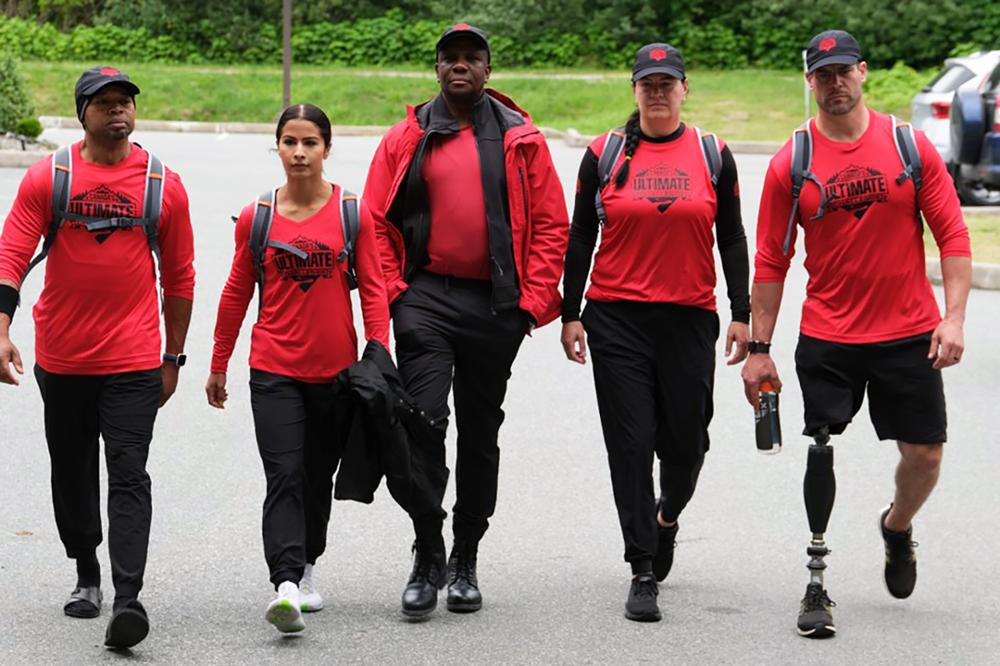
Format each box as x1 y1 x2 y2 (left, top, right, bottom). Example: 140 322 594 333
206 104 389 633
560 44 751 622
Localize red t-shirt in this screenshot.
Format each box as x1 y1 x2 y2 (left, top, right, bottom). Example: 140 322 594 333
422 126 491 280
586 128 723 310
0 142 195 374
211 184 390 383
755 110 971 343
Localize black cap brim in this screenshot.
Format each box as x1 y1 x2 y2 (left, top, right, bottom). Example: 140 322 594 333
807 54 860 74
436 31 489 54
79 78 141 98
632 65 685 82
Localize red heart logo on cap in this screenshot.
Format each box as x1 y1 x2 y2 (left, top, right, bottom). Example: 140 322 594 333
819 38 837 52
650 48 667 61
453 23 471 30
99 67 121 76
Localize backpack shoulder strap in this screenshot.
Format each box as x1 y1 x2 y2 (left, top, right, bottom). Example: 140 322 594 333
695 127 722 189
142 151 165 276
891 115 923 194
784 122 829 255
20 146 72 288
339 188 360 290
249 189 277 313
594 127 626 226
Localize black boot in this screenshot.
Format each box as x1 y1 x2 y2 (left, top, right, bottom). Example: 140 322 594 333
401 541 447 617
447 540 482 613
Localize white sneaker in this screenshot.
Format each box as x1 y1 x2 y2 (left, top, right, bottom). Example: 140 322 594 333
299 563 324 612
265 581 305 633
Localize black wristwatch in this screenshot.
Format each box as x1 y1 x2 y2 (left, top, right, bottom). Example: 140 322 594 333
163 353 187 367
747 340 771 355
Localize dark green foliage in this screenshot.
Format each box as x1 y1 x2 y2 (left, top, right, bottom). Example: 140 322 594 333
1 1 996 70
0 53 34 133
863 61 925 117
14 116 43 137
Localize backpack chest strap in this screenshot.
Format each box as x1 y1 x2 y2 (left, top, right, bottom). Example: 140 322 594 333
61 212 151 231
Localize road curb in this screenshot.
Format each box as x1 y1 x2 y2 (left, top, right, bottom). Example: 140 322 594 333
0 149 46 168
36 116 783 152
927 258 1000 290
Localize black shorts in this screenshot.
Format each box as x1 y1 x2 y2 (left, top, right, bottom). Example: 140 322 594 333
794 332 946 444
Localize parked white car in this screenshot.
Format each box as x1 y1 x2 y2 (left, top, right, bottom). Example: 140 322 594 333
911 50 1000 163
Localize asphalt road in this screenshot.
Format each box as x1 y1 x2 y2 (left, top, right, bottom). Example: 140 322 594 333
0 129 998 664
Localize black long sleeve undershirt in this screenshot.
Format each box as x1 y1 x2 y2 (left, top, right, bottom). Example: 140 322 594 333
561 125 751 324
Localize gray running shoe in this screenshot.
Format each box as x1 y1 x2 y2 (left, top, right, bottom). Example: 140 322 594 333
797 583 836 638
624 573 661 622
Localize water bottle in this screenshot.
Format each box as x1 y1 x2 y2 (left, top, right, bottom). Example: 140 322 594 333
755 381 782 454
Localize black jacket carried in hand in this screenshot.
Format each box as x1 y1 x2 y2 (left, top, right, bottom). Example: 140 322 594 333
333 340 447 521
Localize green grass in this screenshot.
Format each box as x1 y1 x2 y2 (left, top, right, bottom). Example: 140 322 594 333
20 62 921 141
926 215 1000 264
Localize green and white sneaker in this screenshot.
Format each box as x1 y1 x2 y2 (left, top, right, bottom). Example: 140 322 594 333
266 581 305 633
299 564 324 612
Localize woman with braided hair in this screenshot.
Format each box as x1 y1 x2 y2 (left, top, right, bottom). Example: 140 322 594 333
560 43 751 622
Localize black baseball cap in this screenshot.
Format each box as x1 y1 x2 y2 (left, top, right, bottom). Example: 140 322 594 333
74 66 140 122
436 23 491 61
805 30 862 74
632 43 685 82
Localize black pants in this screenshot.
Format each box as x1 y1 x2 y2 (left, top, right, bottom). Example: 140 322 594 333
34 365 161 600
391 271 527 545
582 301 719 564
249 370 348 588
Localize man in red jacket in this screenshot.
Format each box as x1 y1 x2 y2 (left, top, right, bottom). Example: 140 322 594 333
363 23 568 617
742 31 971 639
0 67 195 649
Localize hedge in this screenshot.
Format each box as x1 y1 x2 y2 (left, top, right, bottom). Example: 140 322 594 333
1 3 997 70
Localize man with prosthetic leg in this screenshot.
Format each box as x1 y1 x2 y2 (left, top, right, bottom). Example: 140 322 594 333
800 426 835 636
743 31 971 638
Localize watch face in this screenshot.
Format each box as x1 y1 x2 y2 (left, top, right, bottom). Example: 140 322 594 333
176 354 187 367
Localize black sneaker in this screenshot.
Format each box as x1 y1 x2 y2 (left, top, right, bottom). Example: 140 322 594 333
624 573 661 622
104 599 149 649
653 521 679 582
880 505 918 599
401 541 447 617
797 583 836 638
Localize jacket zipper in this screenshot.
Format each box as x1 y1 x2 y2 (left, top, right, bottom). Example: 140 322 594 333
518 166 529 224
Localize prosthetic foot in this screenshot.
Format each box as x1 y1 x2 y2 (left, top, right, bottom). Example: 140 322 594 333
797 427 837 638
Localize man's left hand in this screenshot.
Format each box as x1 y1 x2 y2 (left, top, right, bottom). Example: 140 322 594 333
929 318 964 369
160 364 180 407
725 321 750 365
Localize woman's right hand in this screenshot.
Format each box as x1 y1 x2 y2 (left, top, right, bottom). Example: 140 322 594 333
561 321 588 365
206 372 229 409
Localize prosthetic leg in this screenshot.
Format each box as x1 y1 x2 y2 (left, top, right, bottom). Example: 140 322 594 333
797 427 837 638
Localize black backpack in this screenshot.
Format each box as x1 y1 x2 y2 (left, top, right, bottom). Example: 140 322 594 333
783 115 922 255
246 187 361 313
594 126 723 226
20 145 165 287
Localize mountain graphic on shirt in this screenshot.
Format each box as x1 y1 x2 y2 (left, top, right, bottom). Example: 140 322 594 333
822 165 889 220
273 236 336 292
631 163 691 215
66 185 138 244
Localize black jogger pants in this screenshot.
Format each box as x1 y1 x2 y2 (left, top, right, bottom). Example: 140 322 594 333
391 271 527 546
582 300 719 564
249 370 349 588
34 364 161 600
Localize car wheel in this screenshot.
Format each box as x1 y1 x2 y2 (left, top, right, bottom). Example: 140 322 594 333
955 174 1000 206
